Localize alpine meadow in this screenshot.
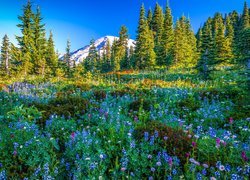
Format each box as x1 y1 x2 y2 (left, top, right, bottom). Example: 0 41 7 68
0 0 250 179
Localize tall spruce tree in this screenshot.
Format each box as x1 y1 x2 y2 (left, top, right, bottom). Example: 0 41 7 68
147 9 153 30
102 39 112 72
0 35 10 76
213 13 233 65
241 1 250 29
152 3 164 65
117 26 129 71
134 4 156 69
46 31 58 76
16 0 34 76
84 39 98 73
33 6 47 76
63 39 71 76
161 4 175 67
174 16 197 68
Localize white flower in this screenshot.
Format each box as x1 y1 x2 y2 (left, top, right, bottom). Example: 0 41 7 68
85 157 91 161
219 165 225 171
23 127 27 130
20 145 23 149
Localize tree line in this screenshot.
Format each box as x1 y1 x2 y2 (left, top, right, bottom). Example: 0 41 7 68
0 1 250 79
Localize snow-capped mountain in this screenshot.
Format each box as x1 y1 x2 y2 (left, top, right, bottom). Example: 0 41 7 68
69 36 136 64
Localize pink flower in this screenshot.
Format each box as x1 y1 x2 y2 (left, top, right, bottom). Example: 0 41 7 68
13 150 17 156
216 138 220 148
168 157 173 167
121 167 126 171
241 151 248 162
192 141 197 148
229 117 233 124
186 152 190 158
71 132 75 140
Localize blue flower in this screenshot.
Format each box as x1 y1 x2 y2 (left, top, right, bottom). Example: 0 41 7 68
202 169 207 175
196 173 202 180
167 175 172 180
150 136 155 145
34 166 41 176
231 174 240 180
225 164 231 172
151 167 155 172
144 132 149 141
154 130 159 138
0 170 7 180
172 169 177 175
214 171 220 177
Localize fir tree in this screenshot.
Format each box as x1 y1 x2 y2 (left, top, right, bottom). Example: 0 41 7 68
0 35 10 76
134 4 156 69
16 0 34 76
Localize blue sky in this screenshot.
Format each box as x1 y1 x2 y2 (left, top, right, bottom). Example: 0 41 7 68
0 0 249 53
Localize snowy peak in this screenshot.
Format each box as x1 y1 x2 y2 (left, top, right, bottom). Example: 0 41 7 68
70 36 135 64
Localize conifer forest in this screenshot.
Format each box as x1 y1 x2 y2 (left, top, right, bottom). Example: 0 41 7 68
0 1 249 179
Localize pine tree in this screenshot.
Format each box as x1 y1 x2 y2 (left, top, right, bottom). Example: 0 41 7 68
16 0 34 76
0 35 10 76
161 4 175 67
134 4 156 69
84 39 98 73
33 6 47 76
46 31 58 76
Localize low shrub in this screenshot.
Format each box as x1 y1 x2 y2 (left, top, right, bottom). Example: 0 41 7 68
134 121 194 164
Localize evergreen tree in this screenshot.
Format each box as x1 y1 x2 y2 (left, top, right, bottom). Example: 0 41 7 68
161 4 175 67
0 35 10 76
16 0 34 76
85 39 98 73
111 39 118 71
134 4 156 69
46 31 58 76
33 6 47 76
